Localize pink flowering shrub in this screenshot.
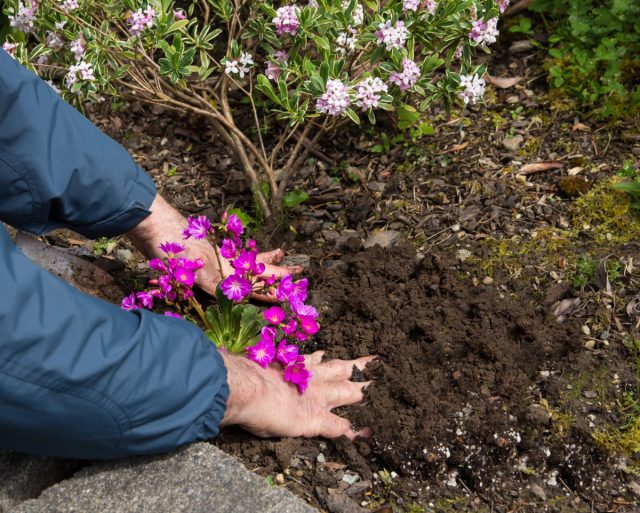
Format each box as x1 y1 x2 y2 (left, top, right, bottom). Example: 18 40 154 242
3 0 507 217
120 213 314 394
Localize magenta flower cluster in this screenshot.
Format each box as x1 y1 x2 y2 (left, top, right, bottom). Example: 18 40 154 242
273 6 300 36
121 212 318 394
121 241 204 316
246 275 317 393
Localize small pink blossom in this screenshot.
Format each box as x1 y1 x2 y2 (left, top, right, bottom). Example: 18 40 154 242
2 42 17 58
299 316 320 335
265 61 282 81
247 338 276 368
128 6 156 37
355 77 388 110
232 249 264 276
273 5 300 36
260 326 277 343
498 0 510 13
136 291 154 309
425 0 437 14
469 18 499 46
458 73 486 105
403 0 419 11
174 267 195 287
61 0 79 12
173 9 186 20
281 319 298 336
65 61 94 88
225 214 244 237
70 36 85 60
164 311 183 319
8 2 37 33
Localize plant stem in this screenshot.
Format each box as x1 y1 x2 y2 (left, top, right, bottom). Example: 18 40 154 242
190 297 213 332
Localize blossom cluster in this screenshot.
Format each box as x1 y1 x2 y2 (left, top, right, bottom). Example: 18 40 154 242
121 212 317 394
224 53 254 79
375 20 408 51
316 78 351 116
273 5 300 36
458 73 486 105
355 77 388 110
8 1 36 34
389 57 421 91
469 17 499 46
128 6 156 37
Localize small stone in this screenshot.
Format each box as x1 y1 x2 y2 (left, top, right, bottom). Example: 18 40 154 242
342 472 360 485
584 339 596 350
317 453 326 463
115 249 134 264
503 135 524 152
363 230 402 249
275 473 285 485
549 271 559 280
539 370 550 379
583 390 598 399
281 254 311 270
581 325 591 336
629 481 640 497
482 276 494 285
530 483 547 501
527 404 552 427
456 249 472 262
451 224 461 232
510 40 533 52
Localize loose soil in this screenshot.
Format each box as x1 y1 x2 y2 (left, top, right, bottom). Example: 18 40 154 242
216 242 637 513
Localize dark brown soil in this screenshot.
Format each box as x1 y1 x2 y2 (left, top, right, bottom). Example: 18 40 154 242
216 241 638 512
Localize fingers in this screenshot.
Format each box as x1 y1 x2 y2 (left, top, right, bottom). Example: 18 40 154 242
262 262 303 278
256 249 284 264
317 412 370 439
315 355 377 381
325 381 371 409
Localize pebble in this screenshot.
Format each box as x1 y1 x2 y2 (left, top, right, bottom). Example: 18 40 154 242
581 325 591 336
549 271 559 280
115 248 133 263
502 135 524 152
342 472 360 485
275 473 285 485
482 276 494 285
584 339 596 350
317 453 326 463
456 249 472 262
363 230 402 249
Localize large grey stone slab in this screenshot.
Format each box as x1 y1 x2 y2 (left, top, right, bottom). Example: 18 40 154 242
11 443 318 513
0 451 82 513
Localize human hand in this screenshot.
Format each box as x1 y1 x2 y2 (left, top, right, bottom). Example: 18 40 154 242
220 351 375 439
126 194 300 298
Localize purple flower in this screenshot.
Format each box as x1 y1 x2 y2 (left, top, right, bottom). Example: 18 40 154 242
157 274 173 295
276 340 299 365
276 275 294 301
389 58 421 91
294 331 309 342
273 5 300 36
136 291 154 309
247 338 276 368
498 0 510 13
159 242 185 255
8 1 37 33
220 239 237 259
232 250 262 276
260 326 277 343
403 0 419 11
264 306 286 325
316 79 351 117
264 274 277 286
290 278 308 303
284 356 313 394
121 293 138 311
281 319 298 336
265 61 282 81
164 311 183 319
173 9 186 20
290 298 318 319
174 267 196 287
220 274 252 301
149 258 167 272
299 316 320 335
225 214 244 237
177 257 205 271
183 215 212 240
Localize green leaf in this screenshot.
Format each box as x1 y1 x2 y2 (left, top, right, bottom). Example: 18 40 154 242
345 107 360 124
312 34 331 51
282 190 310 208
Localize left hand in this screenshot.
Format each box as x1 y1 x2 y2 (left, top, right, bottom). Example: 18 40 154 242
126 194 301 299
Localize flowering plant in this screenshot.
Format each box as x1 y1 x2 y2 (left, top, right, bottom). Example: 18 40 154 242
121 212 315 393
3 0 507 217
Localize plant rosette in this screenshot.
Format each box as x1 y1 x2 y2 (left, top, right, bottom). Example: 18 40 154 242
121 212 315 394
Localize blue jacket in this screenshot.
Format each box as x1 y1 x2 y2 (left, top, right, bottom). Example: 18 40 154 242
0 49 229 459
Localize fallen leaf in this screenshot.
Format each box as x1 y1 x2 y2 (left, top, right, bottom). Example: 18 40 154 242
451 141 469 152
554 298 581 322
485 74 523 89
595 256 613 294
568 166 584 176
520 161 564 175
571 122 591 132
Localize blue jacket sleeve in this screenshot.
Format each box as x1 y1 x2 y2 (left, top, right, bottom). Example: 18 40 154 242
0 48 155 238
0 50 230 459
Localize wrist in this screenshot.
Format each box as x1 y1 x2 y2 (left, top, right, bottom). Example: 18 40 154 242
220 352 264 428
